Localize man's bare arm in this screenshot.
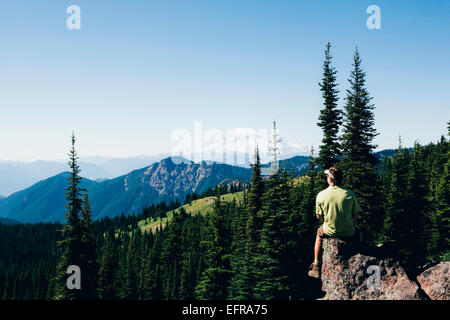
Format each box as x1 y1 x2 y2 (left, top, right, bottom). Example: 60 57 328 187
317 214 324 222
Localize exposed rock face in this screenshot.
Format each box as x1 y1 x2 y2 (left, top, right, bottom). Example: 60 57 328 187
320 238 422 300
416 262 449 300
141 157 251 197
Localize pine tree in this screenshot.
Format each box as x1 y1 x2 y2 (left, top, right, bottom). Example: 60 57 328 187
254 168 292 300
246 146 264 252
79 193 98 299
161 208 185 299
179 215 202 299
425 134 449 262
382 143 411 245
242 147 265 298
97 231 117 299
195 193 232 299
382 141 431 271
54 132 84 300
286 147 320 298
253 168 292 299
340 47 381 243
317 42 343 169
404 142 428 269
142 229 164 299
123 231 141 299
380 155 393 221
228 194 249 299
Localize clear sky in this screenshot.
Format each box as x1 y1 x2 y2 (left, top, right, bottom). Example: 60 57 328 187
0 0 449 161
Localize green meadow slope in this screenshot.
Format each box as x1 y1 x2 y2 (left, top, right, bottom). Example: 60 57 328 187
137 191 245 233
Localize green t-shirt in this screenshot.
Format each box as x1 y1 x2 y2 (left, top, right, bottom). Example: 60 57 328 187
315 186 361 238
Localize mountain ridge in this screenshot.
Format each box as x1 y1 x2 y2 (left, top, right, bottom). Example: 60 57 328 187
0 157 252 223
0 150 399 223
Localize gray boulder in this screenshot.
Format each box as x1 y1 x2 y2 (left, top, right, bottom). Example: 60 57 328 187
320 238 422 300
416 262 449 300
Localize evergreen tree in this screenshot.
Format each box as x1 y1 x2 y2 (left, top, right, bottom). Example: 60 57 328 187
425 135 450 262
161 208 185 299
404 142 428 269
242 146 265 298
179 215 203 299
382 141 431 271
54 132 84 300
228 194 249 299
253 168 291 299
195 194 232 299
97 231 117 299
142 229 164 299
287 148 320 298
317 42 343 169
381 143 411 244
79 193 98 299
380 155 393 223
123 231 141 299
340 47 381 243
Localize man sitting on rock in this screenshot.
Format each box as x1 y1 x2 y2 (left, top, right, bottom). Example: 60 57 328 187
308 166 361 278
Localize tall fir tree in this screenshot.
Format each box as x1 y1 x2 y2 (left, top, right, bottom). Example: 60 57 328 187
340 47 381 243
79 193 98 299
253 168 292 299
247 146 265 246
179 215 203 299
287 151 323 299
381 141 430 271
242 146 265 298
54 132 84 300
228 194 249 299
195 193 232 299
97 231 118 299
317 42 343 169
425 134 450 262
161 208 185 299
404 142 428 270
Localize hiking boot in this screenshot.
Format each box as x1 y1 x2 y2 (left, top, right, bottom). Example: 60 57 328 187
308 263 320 278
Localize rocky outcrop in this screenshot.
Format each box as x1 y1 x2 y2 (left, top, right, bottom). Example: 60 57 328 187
320 238 422 300
416 262 449 300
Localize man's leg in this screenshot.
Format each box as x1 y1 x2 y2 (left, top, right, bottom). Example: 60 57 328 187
314 232 322 264
308 225 324 278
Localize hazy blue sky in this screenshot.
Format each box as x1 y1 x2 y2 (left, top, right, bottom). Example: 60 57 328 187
0 0 449 161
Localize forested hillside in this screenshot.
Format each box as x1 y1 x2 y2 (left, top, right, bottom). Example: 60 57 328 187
0 134 448 300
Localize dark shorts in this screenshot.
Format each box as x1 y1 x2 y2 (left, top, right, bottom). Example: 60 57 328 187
316 224 360 241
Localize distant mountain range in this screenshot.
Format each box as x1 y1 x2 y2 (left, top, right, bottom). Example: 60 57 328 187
0 151 306 197
0 218 20 224
0 154 171 197
0 150 400 223
0 157 252 223
0 217 20 225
